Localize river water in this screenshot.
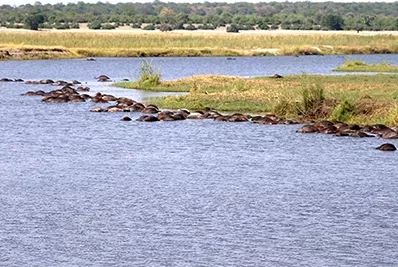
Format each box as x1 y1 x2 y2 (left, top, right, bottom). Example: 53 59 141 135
0 55 397 266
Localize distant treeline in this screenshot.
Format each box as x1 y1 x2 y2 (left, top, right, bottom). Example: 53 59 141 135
1 1 398 31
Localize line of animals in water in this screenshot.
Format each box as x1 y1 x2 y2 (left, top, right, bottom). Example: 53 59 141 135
2 75 396 152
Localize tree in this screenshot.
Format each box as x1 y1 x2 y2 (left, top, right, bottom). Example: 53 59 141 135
159 7 176 24
24 13 45 30
321 14 344 30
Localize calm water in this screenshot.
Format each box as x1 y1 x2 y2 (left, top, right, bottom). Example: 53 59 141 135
0 56 397 266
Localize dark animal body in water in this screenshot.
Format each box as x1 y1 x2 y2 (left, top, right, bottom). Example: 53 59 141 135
376 143 397 151
96 75 111 82
1 78 24 82
22 86 398 151
121 116 132 121
271 74 283 79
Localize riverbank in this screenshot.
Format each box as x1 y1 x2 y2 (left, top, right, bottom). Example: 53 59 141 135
1 31 398 59
115 74 398 126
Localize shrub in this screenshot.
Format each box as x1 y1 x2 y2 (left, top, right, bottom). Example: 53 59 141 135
226 24 239 33
70 23 80 29
331 100 356 122
273 98 299 116
143 24 155 30
101 23 116 30
54 23 70 30
258 22 269 30
281 23 290 30
131 23 141 28
88 21 101 30
138 59 161 86
298 79 325 117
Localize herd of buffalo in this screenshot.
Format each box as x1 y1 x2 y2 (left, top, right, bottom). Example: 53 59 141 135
2 75 396 152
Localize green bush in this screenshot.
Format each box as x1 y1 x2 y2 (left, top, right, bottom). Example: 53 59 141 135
54 23 70 30
273 98 300 116
101 23 116 30
138 59 161 86
226 24 239 33
131 23 141 28
258 22 269 30
88 21 101 30
143 24 155 30
331 100 356 122
281 23 290 30
298 79 325 117
70 23 80 29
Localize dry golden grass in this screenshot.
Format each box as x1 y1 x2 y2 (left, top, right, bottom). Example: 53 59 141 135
1 31 398 58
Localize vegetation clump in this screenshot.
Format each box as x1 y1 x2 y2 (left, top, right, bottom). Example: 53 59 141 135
143 24 156 30
226 24 240 33
331 100 356 122
138 60 161 87
334 60 398 73
115 74 398 125
299 81 326 118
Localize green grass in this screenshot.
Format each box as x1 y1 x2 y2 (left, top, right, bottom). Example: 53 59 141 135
1 31 398 59
334 59 398 72
116 74 398 126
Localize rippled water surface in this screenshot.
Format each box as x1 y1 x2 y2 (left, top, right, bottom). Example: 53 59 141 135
0 56 397 266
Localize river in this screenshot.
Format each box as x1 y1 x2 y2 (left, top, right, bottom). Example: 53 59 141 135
0 55 397 266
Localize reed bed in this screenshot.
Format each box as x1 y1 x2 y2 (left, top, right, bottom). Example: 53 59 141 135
1 31 398 58
117 74 398 125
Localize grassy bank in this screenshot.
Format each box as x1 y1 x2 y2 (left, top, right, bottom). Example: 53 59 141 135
116 74 398 126
0 45 77 60
1 31 398 59
334 59 398 72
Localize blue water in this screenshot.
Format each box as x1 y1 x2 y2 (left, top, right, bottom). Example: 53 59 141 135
0 56 397 266
1 54 398 82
